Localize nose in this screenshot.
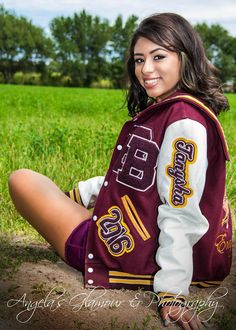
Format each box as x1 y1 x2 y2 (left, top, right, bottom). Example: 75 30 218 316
141 58 155 74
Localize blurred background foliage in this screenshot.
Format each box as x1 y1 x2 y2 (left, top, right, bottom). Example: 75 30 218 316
0 4 236 91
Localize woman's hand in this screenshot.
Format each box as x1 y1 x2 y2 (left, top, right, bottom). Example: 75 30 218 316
159 305 203 330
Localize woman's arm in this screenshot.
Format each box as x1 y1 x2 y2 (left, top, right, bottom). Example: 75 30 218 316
154 118 210 329
154 118 209 296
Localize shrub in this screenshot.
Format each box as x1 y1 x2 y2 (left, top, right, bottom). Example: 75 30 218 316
24 72 42 85
13 71 25 84
0 72 5 83
49 72 62 86
91 78 114 89
61 75 72 87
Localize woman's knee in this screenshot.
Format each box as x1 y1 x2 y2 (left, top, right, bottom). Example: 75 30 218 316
8 169 35 194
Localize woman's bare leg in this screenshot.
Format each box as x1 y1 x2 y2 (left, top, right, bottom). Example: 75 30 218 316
8 169 91 260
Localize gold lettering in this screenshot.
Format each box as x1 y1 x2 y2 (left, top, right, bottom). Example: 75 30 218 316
215 234 232 254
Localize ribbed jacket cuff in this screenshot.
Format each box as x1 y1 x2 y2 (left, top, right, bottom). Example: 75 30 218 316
156 292 186 310
64 187 84 206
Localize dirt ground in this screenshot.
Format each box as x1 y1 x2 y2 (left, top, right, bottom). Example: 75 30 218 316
0 242 235 330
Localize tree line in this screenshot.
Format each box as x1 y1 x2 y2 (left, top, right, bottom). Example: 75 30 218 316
0 5 236 90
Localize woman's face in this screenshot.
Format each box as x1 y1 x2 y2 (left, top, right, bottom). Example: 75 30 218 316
134 37 181 101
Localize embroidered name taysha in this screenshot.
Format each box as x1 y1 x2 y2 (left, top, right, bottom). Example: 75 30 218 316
166 138 197 207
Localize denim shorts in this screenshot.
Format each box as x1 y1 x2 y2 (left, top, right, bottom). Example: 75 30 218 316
64 219 90 273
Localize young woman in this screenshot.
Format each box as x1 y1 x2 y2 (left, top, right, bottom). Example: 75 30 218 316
9 13 232 330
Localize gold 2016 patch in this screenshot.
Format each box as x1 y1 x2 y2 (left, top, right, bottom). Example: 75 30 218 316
97 206 135 257
166 138 197 207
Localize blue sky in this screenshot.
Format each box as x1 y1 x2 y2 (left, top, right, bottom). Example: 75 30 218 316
1 0 236 36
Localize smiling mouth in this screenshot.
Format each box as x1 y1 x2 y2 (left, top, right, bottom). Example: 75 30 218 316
144 78 160 88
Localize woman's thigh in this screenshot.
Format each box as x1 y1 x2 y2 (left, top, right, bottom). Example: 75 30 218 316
8 169 91 260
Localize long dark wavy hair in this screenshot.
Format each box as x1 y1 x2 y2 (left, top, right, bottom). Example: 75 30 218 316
126 13 229 117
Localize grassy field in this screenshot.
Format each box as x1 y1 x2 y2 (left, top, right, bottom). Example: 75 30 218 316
0 84 235 239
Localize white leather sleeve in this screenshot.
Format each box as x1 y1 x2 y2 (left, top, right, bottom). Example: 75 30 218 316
154 119 209 296
78 176 105 209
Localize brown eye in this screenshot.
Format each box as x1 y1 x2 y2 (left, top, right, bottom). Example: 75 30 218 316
154 55 165 60
134 58 144 64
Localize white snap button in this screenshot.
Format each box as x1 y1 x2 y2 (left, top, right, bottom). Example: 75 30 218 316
88 253 94 260
88 267 93 273
92 215 97 221
104 181 108 187
88 279 94 285
117 145 122 150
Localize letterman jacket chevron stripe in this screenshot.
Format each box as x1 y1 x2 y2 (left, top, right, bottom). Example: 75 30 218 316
78 91 232 296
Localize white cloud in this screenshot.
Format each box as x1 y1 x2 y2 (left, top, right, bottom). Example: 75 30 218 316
1 0 236 35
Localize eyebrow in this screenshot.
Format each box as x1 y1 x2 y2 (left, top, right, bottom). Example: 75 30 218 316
134 47 166 56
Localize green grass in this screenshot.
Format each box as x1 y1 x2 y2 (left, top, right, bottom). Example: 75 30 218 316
219 94 236 211
0 84 129 276
0 85 235 240
0 84 128 238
